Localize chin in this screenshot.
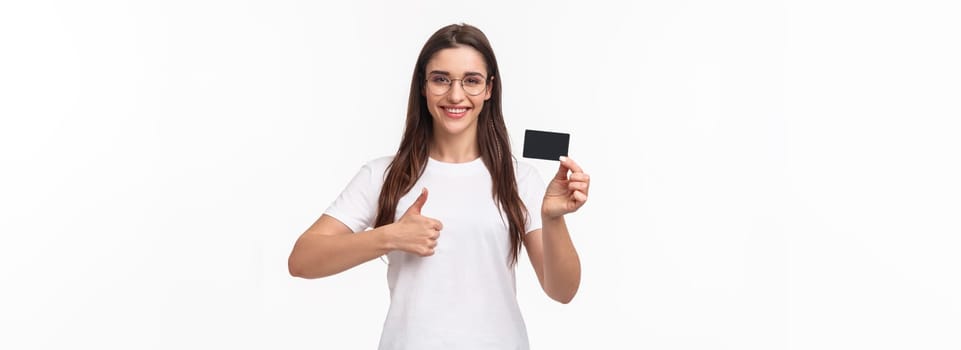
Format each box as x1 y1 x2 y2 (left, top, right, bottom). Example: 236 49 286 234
432 113 478 135
438 121 474 136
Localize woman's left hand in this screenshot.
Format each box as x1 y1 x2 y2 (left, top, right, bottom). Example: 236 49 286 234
542 156 590 219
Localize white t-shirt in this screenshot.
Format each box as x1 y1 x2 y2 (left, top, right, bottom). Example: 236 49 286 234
324 155 546 350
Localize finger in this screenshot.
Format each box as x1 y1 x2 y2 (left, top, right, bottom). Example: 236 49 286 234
572 190 588 203
568 181 589 195
427 218 443 231
572 177 590 195
560 156 584 173
554 158 570 181
404 187 429 215
570 172 590 182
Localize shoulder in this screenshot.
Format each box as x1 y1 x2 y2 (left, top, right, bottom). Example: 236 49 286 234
353 155 394 183
513 157 542 184
363 155 395 171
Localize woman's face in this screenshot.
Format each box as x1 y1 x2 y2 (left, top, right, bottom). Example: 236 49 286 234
423 45 492 138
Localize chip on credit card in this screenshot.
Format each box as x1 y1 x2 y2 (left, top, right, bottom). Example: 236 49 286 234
522 129 570 161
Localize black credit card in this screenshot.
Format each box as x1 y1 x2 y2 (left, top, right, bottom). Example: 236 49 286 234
523 129 570 161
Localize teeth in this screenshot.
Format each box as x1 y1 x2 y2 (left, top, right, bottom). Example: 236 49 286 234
445 107 467 113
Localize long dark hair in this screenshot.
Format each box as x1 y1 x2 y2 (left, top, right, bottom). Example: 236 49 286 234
373 23 529 266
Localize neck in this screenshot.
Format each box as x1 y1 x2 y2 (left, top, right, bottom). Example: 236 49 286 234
430 128 479 163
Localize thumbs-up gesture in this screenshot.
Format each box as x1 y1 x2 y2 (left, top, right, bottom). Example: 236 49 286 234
542 156 590 219
388 188 444 257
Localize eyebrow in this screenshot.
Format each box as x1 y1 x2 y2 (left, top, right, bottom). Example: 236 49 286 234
428 70 486 77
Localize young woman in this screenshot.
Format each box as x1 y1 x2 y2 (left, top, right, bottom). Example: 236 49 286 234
288 23 590 349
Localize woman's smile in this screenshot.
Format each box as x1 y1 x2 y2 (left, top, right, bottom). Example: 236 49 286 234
442 106 470 119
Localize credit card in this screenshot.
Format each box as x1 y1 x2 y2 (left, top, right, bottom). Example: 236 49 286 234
522 129 570 161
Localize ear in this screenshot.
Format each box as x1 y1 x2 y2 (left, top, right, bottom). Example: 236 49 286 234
484 76 494 101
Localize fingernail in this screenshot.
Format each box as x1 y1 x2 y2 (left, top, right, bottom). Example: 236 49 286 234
559 156 567 162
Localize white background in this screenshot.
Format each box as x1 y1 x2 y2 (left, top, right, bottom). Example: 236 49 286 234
1 0 959 349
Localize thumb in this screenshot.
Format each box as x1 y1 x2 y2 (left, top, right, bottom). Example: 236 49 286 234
404 187 429 216
554 157 570 181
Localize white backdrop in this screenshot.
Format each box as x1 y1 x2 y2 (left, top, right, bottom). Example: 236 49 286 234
1 0 959 349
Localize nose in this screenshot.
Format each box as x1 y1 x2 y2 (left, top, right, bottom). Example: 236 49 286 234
446 80 466 102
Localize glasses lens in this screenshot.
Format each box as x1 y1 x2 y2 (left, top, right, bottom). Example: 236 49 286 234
463 76 486 96
427 74 451 95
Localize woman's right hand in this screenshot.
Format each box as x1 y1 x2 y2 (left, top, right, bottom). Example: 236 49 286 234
387 188 443 256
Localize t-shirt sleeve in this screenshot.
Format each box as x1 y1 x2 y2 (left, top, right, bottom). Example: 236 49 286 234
323 163 383 233
518 162 546 234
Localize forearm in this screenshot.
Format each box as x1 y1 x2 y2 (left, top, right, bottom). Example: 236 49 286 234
288 226 392 279
540 215 581 303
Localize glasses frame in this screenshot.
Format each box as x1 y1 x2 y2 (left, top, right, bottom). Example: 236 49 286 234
424 73 491 97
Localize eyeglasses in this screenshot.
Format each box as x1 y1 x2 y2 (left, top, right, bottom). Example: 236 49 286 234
425 73 489 96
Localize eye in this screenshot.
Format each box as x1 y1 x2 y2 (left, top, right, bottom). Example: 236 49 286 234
464 76 484 86
429 75 451 84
